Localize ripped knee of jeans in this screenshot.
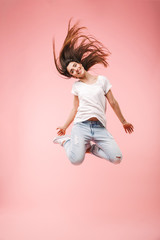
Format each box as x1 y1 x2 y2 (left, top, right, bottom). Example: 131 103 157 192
115 155 122 164
110 155 122 164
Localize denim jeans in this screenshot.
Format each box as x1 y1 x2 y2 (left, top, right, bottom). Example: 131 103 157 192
63 120 122 165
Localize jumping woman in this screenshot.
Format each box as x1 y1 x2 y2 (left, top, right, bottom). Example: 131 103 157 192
53 19 134 165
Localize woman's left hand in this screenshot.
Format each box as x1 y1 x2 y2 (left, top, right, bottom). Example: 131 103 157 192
123 121 134 134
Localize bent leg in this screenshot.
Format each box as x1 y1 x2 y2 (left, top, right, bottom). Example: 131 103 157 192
63 124 90 165
91 128 122 164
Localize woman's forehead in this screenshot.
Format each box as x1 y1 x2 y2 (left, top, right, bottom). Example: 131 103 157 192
67 61 76 70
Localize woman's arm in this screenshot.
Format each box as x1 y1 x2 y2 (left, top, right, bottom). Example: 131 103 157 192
106 90 134 134
56 95 79 136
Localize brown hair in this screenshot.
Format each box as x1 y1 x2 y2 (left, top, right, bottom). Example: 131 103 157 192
53 19 111 78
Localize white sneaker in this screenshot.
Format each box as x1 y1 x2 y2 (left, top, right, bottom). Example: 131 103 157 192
53 135 70 146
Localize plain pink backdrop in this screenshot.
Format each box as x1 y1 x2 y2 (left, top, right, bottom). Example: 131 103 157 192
0 0 160 239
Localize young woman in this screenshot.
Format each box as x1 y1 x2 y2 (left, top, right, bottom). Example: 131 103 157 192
53 19 134 165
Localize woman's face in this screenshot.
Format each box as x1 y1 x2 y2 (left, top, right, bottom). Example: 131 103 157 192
67 62 85 78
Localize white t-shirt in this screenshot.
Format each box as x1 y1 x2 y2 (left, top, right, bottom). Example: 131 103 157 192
71 75 112 127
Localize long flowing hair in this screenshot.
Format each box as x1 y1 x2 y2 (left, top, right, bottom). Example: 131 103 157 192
53 19 111 78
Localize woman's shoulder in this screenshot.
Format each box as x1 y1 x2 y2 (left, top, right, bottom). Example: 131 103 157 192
98 75 112 89
98 75 108 80
71 80 81 90
97 75 109 84
72 80 81 86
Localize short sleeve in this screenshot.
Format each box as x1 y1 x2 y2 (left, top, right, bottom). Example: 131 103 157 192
71 82 78 96
103 76 112 95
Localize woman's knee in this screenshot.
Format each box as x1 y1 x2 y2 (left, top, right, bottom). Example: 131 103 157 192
110 153 123 164
68 153 85 165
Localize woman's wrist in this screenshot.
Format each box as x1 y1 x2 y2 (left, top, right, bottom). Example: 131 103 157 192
122 119 127 124
63 125 67 130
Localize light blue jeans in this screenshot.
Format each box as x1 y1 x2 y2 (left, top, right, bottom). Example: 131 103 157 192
63 120 122 165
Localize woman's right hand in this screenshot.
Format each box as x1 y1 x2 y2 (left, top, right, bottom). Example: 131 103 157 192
56 126 66 136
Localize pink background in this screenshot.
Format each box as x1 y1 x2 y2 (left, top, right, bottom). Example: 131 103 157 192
0 0 160 239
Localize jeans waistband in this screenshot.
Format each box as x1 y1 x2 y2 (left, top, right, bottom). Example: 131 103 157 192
81 120 103 126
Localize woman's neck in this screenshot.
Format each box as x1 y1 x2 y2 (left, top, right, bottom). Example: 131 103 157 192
79 71 97 82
